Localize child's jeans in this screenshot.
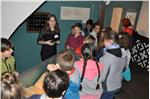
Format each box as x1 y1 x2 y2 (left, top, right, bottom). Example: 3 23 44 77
101 90 118 99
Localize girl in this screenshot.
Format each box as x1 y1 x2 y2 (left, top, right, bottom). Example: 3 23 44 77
99 31 127 99
75 35 96 57
37 14 60 61
90 23 101 47
118 32 132 81
121 18 135 36
75 43 104 99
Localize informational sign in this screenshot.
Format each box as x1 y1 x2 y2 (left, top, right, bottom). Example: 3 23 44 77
60 6 90 23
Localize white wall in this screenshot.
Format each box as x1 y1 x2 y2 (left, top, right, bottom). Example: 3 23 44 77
1 0 45 38
136 1 149 38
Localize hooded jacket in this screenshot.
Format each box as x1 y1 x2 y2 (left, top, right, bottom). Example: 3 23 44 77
99 48 127 92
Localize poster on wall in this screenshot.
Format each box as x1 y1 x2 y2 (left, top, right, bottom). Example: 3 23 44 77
60 6 90 23
126 12 137 26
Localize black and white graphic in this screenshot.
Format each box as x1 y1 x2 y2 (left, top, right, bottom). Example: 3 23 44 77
131 33 149 71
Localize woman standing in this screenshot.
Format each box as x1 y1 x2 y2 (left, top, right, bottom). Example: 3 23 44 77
37 14 60 61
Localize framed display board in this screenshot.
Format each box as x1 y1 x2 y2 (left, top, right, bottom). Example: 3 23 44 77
126 12 137 26
27 12 50 32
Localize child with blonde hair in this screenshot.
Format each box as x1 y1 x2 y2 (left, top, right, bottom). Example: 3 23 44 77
1 71 25 99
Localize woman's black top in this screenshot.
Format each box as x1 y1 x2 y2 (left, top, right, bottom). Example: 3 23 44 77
38 29 60 61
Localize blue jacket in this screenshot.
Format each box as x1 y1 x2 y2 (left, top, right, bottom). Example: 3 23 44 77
64 68 80 99
28 94 66 99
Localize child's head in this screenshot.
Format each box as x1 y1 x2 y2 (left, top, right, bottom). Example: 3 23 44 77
1 38 13 58
93 23 100 33
118 32 131 50
83 35 96 45
1 71 23 99
81 43 95 60
86 19 93 30
103 30 118 47
56 50 75 71
73 23 82 35
43 69 69 98
122 18 132 28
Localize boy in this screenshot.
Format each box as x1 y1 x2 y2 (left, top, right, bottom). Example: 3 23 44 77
1 38 15 75
47 50 80 99
29 69 69 99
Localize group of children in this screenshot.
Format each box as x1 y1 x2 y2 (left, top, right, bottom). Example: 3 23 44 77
1 17 132 99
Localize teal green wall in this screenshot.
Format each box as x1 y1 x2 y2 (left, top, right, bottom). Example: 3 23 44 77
103 1 143 30
10 1 101 73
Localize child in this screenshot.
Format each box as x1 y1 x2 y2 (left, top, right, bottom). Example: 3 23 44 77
1 38 15 75
23 50 80 97
47 50 80 99
65 23 84 51
29 69 69 99
118 32 132 81
75 35 96 56
83 19 93 37
96 27 113 60
99 31 127 99
75 43 104 99
1 71 25 99
121 18 135 36
90 23 101 47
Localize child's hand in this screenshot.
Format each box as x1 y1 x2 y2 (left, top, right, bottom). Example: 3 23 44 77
47 64 58 71
66 45 70 49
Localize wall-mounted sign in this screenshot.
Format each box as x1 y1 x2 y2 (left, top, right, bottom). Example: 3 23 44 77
60 6 90 23
126 12 137 26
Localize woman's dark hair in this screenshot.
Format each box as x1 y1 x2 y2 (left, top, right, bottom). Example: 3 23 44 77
122 18 132 28
80 43 100 91
103 30 118 44
1 71 24 99
118 32 131 50
43 69 69 98
45 14 60 33
1 38 13 52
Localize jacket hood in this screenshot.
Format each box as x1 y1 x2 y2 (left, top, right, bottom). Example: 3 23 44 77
106 48 122 57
